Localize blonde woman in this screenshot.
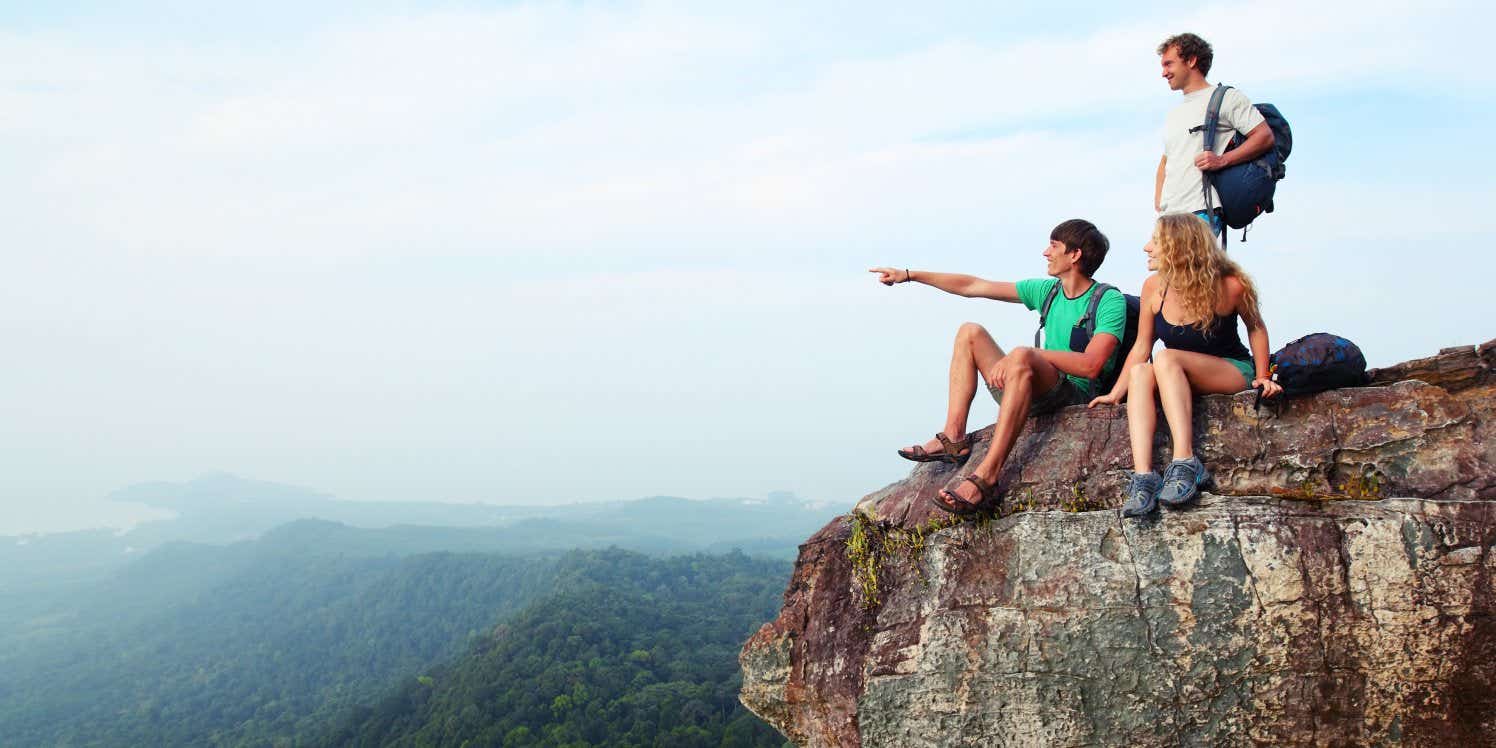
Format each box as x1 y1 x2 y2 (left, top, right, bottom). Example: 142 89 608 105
1089 213 1282 516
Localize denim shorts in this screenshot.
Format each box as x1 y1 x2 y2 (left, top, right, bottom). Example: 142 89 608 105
987 376 1086 417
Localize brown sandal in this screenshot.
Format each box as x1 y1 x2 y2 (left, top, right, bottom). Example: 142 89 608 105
898 432 972 464
931 474 999 515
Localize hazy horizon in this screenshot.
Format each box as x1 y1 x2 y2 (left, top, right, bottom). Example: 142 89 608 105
1 471 822 536
6 1 1493 535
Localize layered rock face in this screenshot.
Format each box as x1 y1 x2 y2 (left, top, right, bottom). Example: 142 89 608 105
740 343 1496 746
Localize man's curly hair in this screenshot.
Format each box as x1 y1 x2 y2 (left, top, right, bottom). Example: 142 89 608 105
1157 33 1213 77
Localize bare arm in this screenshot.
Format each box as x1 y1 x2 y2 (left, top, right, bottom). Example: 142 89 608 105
1227 121 1275 165
1035 332 1118 380
1195 122 1275 171
1154 155 1166 212
868 267 1019 302
1091 275 1160 406
1231 276 1282 397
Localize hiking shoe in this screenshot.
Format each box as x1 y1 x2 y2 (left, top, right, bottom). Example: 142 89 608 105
1158 456 1210 509
1120 472 1163 518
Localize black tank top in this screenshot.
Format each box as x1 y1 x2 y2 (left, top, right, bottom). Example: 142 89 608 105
1154 285 1251 360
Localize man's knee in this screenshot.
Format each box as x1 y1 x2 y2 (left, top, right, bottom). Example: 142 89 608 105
955 321 989 344
1007 346 1038 367
1004 347 1038 383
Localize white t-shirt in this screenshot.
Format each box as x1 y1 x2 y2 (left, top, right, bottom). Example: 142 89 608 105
1159 85 1266 214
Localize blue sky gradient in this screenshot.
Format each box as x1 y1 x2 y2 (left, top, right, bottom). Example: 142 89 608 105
3 1 1493 532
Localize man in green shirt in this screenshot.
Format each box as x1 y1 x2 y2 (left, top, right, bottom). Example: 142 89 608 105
870 219 1127 513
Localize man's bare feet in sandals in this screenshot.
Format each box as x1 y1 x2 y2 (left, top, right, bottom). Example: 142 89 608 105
898 432 971 464
930 473 999 514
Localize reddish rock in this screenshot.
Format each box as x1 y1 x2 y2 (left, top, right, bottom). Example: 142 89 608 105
858 342 1496 531
741 342 1496 746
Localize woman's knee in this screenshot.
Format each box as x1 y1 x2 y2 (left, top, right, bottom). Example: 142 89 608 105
1154 348 1182 372
1129 361 1156 385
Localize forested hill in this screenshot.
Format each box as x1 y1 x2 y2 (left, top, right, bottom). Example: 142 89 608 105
2 533 794 747
1 544 559 746
323 550 792 747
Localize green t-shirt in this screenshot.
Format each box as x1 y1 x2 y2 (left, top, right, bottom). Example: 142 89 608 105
1016 278 1127 396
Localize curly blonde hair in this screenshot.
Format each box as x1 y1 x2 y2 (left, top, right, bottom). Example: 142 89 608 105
1153 213 1261 332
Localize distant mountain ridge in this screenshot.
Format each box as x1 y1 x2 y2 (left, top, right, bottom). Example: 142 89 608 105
107 472 828 537
2 473 840 592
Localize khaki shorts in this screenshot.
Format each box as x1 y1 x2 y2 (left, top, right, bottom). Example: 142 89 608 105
988 376 1086 417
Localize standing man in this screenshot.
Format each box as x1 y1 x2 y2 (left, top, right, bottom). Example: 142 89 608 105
869 219 1126 513
1155 33 1275 234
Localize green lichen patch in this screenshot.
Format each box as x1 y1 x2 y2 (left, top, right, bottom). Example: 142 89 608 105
845 513 963 613
1338 468 1385 500
1061 482 1106 513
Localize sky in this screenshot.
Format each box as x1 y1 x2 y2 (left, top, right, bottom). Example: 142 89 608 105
4 0 1494 534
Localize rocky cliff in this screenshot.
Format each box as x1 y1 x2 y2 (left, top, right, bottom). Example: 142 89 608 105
740 342 1496 746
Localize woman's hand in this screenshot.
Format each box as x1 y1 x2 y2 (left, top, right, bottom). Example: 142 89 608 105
1088 391 1123 408
1253 377 1283 399
868 267 910 286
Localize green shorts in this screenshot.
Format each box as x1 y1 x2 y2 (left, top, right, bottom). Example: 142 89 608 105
1226 357 1254 388
988 376 1086 417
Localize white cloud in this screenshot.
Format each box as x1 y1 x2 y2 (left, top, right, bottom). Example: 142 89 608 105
7 0 1491 264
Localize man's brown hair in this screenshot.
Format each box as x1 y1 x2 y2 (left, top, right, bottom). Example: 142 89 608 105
1158 33 1213 77
1050 219 1110 277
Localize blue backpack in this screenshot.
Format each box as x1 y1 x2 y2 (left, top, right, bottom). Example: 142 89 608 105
1254 332 1368 411
1035 281 1140 394
1202 85 1293 239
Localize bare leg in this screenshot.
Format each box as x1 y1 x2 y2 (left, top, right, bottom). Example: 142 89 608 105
1126 362 1158 473
909 323 1007 454
947 346 1062 504
1153 348 1253 461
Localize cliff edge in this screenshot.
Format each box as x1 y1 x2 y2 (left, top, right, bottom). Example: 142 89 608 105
740 341 1496 746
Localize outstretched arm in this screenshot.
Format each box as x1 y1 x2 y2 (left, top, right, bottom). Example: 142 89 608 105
869 268 1019 302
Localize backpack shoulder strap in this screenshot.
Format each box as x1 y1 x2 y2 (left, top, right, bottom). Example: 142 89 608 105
1078 282 1114 336
1077 282 1116 394
1202 84 1231 152
1201 84 1232 235
1034 280 1063 348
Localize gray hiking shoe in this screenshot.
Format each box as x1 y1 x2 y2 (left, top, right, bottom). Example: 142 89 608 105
1158 456 1211 508
1120 472 1163 518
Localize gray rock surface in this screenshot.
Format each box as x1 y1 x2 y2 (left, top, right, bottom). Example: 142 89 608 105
741 342 1496 746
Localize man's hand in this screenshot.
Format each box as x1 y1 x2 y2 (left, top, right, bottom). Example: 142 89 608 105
1194 150 1227 171
869 267 910 286
984 358 1010 392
